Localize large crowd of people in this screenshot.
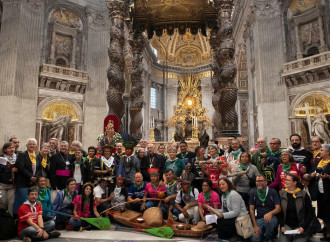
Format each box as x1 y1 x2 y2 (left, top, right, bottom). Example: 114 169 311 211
0 134 329 241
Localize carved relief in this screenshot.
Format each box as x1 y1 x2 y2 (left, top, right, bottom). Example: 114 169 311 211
55 34 72 59
50 7 82 29
289 0 321 15
300 19 320 52
42 101 78 121
252 0 281 18
86 7 108 30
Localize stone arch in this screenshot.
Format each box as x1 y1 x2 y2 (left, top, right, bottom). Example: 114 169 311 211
290 91 330 117
37 97 83 121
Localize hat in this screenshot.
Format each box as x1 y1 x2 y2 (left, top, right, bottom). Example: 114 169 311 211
102 145 114 151
123 141 136 149
191 221 213 231
180 177 192 184
116 176 125 181
94 177 109 185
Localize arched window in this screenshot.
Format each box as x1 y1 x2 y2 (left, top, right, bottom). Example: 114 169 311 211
305 46 320 57
55 57 68 67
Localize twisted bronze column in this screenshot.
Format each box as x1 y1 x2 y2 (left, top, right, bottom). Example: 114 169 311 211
211 0 239 136
106 0 128 130
129 32 145 138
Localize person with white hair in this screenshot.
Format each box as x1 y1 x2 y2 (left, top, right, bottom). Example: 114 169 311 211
69 140 87 157
13 138 42 216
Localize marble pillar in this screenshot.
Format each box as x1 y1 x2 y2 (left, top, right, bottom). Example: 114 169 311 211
0 0 45 143
82 7 109 147
250 0 290 143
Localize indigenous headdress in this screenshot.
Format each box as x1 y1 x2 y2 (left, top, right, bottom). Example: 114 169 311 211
123 141 136 149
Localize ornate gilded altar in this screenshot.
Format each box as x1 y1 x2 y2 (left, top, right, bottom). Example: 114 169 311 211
167 74 212 141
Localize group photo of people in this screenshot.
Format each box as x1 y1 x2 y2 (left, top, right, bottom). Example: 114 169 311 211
0 134 330 242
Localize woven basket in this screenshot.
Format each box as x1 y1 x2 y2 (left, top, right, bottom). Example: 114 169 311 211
143 207 163 227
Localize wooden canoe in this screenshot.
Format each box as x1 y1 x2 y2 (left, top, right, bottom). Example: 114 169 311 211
109 210 215 238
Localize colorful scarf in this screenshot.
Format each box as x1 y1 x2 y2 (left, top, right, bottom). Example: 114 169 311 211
269 149 282 156
318 159 330 168
203 191 211 201
282 163 291 173
41 156 47 168
257 187 268 203
231 149 242 160
313 149 320 159
239 163 250 171
63 187 74 199
223 191 230 198
285 187 301 199
23 200 37 213
28 152 36 165
38 188 47 201
183 187 192 197
134 181 144 189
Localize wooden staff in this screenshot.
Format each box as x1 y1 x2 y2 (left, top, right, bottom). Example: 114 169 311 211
100 198 164 215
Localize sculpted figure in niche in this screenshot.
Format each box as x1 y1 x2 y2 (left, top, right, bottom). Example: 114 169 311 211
49 113 73 141
312 108 330 143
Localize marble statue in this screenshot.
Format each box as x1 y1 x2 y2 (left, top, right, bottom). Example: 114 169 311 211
312 108 330 143
49 113 72 141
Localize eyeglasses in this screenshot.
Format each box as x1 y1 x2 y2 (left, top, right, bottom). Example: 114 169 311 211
256 180 265 183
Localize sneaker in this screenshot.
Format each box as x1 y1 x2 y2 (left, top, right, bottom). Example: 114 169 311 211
23 237 32 242
48 231 61 239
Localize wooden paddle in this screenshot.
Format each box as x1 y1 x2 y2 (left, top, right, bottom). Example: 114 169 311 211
100 198 164 215
115 224 174 239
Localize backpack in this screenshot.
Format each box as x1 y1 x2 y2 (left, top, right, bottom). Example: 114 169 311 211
0 209 17 240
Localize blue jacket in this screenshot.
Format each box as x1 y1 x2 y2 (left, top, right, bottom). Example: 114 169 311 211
51 189 78 219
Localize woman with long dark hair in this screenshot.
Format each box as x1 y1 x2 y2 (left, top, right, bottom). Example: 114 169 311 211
70 183 100 231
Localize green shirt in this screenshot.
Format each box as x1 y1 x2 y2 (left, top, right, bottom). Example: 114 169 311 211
163 159 186 177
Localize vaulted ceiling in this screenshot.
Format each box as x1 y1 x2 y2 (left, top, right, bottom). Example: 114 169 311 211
133 0 216 67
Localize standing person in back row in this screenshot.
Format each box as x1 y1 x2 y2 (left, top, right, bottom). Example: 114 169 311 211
177 141 195 165
289 134 313 173
50 141 73 191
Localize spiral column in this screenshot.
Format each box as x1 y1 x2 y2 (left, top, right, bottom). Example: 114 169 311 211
129 32 145 138
212 0 239 136
106 0 128 130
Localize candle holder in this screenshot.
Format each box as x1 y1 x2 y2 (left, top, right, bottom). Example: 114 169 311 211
149 127 155 142
191 126 199 141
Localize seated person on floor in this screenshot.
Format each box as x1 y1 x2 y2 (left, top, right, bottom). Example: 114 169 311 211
141 171 166 214
198 179 220 222
70 183 100 232
249 175 281 242
17 186 60 241
35 176 52 221
109 176 127 211
127 172 147 212
174 178 200 225
52 178 78 230
206 177 248 241
94 178 112 216
164 169 180 218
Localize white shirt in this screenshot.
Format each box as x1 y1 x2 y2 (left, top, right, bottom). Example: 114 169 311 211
94 185 105 198
73 163 82 183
